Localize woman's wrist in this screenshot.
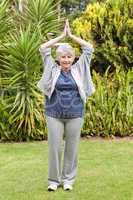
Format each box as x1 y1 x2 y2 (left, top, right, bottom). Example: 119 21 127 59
69 33 74 39
60 32 66 39
68 33 74 39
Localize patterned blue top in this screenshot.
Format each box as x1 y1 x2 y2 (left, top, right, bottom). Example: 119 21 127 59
45 69 84 118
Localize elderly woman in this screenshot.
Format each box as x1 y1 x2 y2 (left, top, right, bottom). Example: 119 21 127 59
37 20 95 191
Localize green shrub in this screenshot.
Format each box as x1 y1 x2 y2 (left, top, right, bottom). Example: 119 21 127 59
72 0 133 137
73 0 133 73
82 67 133 137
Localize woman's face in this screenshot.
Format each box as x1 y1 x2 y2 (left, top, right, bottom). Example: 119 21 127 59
59 53 75 71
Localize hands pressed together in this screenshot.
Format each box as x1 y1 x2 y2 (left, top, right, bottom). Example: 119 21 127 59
61 20 93 48
40 19 93 49
62 19 72 38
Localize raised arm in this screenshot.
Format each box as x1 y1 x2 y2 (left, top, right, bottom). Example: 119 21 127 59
66 19 93 48
40 23 67 49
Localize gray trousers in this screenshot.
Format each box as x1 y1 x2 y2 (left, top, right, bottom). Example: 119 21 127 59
46 116 84 186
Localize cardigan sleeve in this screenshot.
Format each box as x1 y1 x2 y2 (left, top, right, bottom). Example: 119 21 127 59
76 45 94 72
39 47 55 71
74 45 95 97
37 47 56 95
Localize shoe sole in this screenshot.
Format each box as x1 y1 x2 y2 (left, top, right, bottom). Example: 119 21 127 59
64 186 73 191
48 188 56 192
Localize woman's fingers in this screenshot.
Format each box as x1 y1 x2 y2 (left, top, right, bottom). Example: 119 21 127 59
66 19 71 36
62 20 67 37
64 23 67 36
62 19 72 37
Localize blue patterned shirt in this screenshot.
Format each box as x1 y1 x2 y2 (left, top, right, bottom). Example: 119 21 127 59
45 69 84 118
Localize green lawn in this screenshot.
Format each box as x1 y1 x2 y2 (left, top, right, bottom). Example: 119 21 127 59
0 139 133 200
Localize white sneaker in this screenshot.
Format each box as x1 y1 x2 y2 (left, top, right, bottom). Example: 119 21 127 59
48 184 58 191
63 184 73 191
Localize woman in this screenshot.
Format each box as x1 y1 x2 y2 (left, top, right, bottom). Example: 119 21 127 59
37 20 95 191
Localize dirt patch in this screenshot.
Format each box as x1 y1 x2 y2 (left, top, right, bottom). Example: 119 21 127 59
1 136 133 144
81 135 133 141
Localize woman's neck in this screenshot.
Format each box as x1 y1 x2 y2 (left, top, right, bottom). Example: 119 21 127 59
61 67 71 73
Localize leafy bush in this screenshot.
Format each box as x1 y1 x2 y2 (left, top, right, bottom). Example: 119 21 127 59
82 67 133 137
72 0 133 137
73 0 133 73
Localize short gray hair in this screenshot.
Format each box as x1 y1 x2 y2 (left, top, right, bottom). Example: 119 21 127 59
56 43 75 59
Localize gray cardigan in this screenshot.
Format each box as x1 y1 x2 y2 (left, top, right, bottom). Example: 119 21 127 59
37 45 95 103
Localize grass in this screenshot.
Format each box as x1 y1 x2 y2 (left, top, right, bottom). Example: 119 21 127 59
0 138 133 200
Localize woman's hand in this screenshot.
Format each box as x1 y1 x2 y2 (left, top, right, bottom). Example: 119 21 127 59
65 19 93 48
65 19 72 37
40 19 93 49
60 20 68 38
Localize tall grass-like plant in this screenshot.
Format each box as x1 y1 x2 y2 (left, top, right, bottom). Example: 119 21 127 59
82 67 133 137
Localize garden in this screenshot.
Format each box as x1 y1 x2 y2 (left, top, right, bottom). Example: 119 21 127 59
0 0 133 199
0 0 133 141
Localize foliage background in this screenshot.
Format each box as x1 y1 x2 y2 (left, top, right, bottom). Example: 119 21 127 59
0 0 133 141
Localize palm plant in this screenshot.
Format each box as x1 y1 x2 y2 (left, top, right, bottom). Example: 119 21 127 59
0 0 10 40
1 26 47 140
0 0 12 140
21 0 63 39
0 0 63 141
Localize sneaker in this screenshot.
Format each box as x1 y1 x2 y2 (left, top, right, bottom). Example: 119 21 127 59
63 184 73 191
48 184 58 191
